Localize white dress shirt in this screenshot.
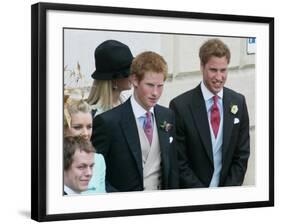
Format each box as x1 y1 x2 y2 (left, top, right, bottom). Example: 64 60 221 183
130 95 154 128
64 185 80 195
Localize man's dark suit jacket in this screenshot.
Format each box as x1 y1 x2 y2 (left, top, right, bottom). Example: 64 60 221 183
169 85 250 188
92 99 179 192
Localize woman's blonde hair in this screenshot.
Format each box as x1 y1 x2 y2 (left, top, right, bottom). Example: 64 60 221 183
87 80 114 111
64 98 92 129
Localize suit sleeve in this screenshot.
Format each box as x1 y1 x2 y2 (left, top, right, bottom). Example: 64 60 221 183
168 111 179 189
92 115 110 155
169 100 205 188
223 96 250 186
92 115 119 192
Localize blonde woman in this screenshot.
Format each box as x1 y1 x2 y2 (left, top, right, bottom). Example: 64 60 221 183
87 40 134 116
64 98 106 193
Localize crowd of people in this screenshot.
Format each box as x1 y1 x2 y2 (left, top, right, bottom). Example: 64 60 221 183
63 38 250 195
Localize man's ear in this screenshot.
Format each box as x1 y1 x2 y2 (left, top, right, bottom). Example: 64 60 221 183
130 74 138 88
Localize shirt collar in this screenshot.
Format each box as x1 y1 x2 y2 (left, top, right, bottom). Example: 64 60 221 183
130 94 154 119
200 81 223 101
64 185 81 195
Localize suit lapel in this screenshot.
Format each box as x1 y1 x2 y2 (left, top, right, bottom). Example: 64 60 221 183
222 88 234 163
190 85 213 164
120 100 143 178
154 105 169 186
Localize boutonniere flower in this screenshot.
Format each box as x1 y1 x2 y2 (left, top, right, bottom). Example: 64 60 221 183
230 104 238 115
160 121 173 132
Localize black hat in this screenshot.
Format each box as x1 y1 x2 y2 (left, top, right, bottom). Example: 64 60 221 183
91 40 133 80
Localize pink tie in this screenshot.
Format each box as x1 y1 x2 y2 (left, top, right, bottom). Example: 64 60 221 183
144 112 153 145
211 95 220 138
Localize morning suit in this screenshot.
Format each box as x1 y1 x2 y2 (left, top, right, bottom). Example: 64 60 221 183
169 84 250 188
92 98 179 192
136 115 162 190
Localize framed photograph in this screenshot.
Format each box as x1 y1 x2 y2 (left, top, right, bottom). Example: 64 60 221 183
31 2 274 222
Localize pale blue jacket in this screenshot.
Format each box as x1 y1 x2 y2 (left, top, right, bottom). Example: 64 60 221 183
83 153 106 194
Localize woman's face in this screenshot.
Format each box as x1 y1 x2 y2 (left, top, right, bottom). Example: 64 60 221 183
115 77 132 91
65 112 92 140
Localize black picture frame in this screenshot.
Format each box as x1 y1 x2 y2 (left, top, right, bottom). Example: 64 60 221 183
31 2 274 222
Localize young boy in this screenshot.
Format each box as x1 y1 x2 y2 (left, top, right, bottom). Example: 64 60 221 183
63 136 95 195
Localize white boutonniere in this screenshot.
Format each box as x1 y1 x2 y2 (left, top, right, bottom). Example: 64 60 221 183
230 104 238 115
160 121 173 132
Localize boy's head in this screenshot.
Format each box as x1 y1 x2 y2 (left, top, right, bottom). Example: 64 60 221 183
63 136 95 193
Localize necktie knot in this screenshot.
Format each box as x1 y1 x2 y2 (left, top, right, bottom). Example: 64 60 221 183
211 95 220 138
146 111 152 120
213 95 219 104
144 112 153 145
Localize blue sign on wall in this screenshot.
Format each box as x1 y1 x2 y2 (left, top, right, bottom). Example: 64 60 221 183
247 37 256 54
248 37 256 44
